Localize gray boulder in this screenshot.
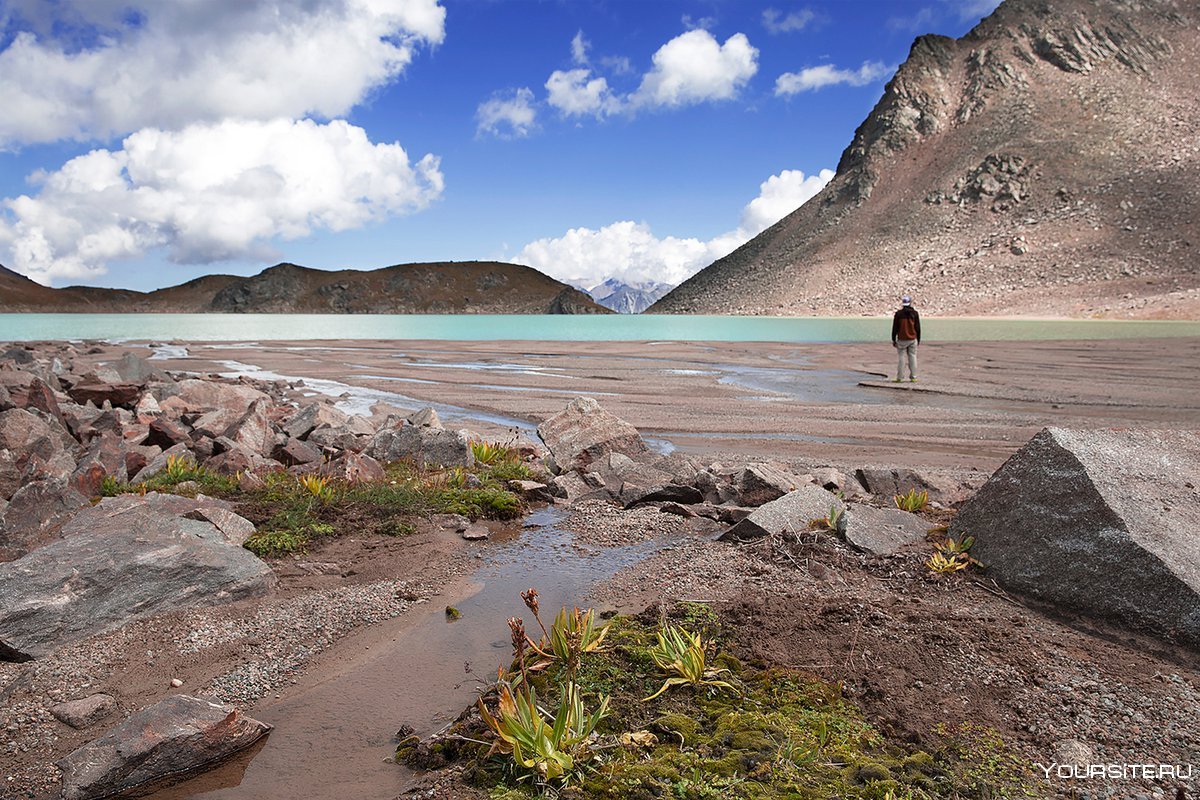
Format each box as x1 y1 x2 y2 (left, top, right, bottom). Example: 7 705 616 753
0 499 274 659
283 402 349 440
537 397 647 474
169 379 268 414
841 504 930 555
58 694 272 800
734 464 804 507
366 425 474 468
720 485 845 542
950 427 1200 646
406 407 442 429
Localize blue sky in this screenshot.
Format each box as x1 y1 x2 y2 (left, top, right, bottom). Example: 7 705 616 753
0 0 1001 292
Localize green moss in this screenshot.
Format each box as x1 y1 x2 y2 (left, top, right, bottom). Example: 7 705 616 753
651 713 700 744
244 529 308 556
418 607 1044 800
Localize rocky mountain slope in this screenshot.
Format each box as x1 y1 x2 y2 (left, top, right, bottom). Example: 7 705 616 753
0 262 610 314
652 0 1200 319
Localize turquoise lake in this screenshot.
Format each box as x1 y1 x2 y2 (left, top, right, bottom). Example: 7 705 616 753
0 313 1197 342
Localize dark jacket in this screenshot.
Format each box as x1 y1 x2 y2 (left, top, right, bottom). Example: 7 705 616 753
891 306 921 343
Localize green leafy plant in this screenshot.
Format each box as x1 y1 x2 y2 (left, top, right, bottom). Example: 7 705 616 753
644 625 735 701
894 488 929 513
162 453 201 483
471 440 518 466
532 606 610 677
477 679 609 783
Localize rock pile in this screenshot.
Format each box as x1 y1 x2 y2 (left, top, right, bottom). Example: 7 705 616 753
536 396 951 556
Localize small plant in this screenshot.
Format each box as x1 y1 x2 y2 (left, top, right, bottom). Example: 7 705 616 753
536 607 610 677
808 505 844 532
928 534 983 573
471 440 517 466
244 529 308 557
477 678 609 783
644 625 736 701
162 453 200 483
298 473 335 505
98 475 123 497
894 488 929 513
925 551 969 574
426 466 468 490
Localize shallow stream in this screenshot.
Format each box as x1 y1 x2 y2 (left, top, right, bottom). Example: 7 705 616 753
147 507 682 799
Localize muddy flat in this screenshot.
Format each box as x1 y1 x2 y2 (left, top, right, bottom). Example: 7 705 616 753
144 336 1200 473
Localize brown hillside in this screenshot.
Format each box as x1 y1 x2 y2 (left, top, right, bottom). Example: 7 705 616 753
651 0 1200 319
0 262 610 315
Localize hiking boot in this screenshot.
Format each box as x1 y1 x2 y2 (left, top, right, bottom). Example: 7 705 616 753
892 378 901 383
910 377 918 382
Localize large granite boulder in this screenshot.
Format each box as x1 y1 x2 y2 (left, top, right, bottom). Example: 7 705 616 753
0 499 274 659
720 485 845 542
366 425 474 468
537 397 647 474
58 694 272 800
950 427 1200 645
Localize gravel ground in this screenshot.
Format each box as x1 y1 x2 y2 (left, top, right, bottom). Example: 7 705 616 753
0 574 444 799
562 498 689 548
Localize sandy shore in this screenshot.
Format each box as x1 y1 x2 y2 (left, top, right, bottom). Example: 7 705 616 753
139 336 1200 473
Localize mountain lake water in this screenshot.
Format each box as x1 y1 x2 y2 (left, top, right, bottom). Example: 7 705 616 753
0 313 1198 342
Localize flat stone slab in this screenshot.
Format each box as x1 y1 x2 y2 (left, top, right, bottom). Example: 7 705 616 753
720 485 845 542
58 694 272 800
841 504 930 555
951 427 1200 646
51 694 117 730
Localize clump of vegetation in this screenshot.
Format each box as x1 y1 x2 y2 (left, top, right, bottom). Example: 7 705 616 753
478 679 610 784
925 534 982 575
100 454 239 497
402 602 1041 800
894 488 930 513
522 589 610 678
644 625 736 701
297 473 336 505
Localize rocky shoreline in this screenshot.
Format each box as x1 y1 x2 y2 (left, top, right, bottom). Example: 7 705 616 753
0 340 1197 800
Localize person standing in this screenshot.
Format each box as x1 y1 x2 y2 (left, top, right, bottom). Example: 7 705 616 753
891 296 921 382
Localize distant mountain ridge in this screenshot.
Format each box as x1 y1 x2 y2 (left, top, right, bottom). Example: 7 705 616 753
586 279 674 314
0 262 612 315
651 0 1200 319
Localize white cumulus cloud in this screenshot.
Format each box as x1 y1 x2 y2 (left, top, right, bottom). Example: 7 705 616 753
775 61 890 95
515 167 833 288
0 118 444 285
545 69 622 118
632 30 758 109
475 88 539 138
0 0 446 148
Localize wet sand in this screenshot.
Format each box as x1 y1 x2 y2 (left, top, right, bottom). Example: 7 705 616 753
144 336 1200 473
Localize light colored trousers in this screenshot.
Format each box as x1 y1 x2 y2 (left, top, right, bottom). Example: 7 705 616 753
895 340 918 380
